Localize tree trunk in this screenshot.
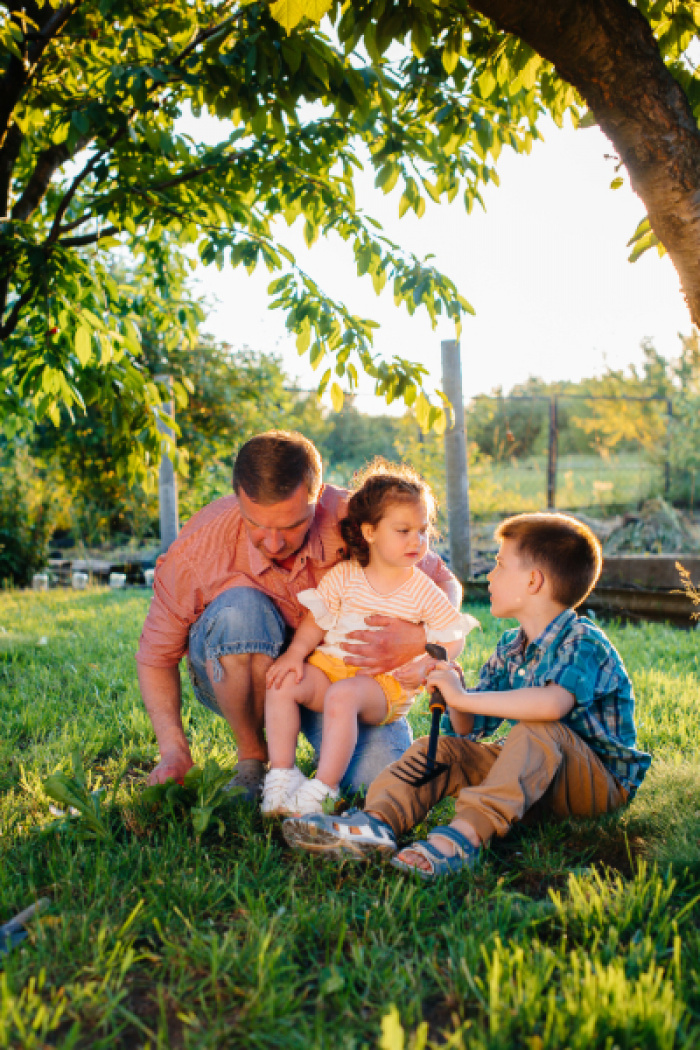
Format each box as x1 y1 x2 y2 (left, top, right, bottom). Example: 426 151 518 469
466 0 700 327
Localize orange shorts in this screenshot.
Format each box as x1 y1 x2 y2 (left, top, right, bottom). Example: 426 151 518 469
307 650 412 725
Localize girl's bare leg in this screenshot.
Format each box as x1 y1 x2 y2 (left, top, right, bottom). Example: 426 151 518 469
265 664 331 769
315 677 388 788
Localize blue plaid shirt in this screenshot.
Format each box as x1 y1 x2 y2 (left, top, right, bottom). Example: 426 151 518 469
446 609 650 797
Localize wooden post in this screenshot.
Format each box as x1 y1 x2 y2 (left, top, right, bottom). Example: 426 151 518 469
665 397 673 498
547 396 558 510
441 339 472 583
155 374 179 553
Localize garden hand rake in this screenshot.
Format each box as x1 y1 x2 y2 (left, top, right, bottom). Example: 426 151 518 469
391 643 451 788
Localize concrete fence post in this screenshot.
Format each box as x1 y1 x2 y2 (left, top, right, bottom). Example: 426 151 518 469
441 339 472 583
154 374 179 554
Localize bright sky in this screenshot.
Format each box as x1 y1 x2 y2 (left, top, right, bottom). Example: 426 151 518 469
193 116 693 410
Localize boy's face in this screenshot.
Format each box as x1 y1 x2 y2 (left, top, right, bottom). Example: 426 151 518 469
487 538 536 619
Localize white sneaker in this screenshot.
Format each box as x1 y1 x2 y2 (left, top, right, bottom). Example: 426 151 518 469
261 767 307 817
291 777 340 816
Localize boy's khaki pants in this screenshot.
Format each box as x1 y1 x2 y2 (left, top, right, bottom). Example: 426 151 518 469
366 721 629 844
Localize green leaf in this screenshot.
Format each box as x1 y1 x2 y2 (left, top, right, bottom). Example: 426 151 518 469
578 110 597 129
75 326 92 366
411 19 431 58
191 806 214 836
442 44 459 76
415 392 430 431
296 319 311 355
330 382 344 412
269 0 305 33
477 68 496 97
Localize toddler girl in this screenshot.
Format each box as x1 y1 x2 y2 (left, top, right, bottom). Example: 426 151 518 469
262 459 479 816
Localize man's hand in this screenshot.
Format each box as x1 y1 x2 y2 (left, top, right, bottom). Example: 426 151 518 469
340 616 426 675
147 747 194 787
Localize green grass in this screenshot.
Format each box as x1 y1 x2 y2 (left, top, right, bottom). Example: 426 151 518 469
469 452 664 516
1 589 700 1049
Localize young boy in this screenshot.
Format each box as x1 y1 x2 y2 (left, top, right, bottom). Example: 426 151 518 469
282 512 651 879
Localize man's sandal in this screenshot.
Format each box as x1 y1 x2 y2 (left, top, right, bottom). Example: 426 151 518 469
225 759 267 803
390 826 481 881
282 808 397 859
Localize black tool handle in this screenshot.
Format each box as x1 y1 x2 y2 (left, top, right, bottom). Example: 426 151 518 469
424 643 448 766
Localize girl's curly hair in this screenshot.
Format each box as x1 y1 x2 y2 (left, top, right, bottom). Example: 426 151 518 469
340 457 437 567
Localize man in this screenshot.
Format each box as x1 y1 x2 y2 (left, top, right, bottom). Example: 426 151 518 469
137 430 462 798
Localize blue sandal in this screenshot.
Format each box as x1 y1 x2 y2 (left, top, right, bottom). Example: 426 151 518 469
390 825 481 880
283 808 398 859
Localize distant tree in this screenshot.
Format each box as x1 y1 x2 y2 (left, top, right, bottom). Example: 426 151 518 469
468 377 549 460
573 340 674 455
315 398 401 481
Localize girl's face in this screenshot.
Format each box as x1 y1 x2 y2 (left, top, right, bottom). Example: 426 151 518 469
361 498 430 570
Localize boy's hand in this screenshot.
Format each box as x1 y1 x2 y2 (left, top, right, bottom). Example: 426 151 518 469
266 649 306 690
425 662 466 705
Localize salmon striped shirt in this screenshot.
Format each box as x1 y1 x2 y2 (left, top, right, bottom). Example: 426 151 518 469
298 559 478 665
136 485 456 668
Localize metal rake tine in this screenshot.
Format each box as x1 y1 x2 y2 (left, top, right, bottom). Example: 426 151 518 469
391 754 450 788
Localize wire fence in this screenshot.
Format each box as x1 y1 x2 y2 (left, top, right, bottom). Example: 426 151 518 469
465 393 675 518
295 388 693 525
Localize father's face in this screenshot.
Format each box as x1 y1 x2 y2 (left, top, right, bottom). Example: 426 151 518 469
238 484 317 561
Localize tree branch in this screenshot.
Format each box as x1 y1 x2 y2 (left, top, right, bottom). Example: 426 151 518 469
46 127 124 242
12 142 73 221
0 282 36 341
57 225 118 247
0 123 23 218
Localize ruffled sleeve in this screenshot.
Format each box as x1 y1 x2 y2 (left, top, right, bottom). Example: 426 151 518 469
297 588 339 631
426 611 481 646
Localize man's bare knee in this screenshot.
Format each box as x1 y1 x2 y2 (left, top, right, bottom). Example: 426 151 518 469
206 651 252 683
251 652 273 675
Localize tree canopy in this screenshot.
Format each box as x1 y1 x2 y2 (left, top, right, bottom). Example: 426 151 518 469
3 0 700 476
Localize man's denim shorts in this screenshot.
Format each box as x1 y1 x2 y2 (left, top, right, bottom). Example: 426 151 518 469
187 586 412 793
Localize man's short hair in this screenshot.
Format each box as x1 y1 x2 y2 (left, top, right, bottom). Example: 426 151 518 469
233 431 323 504
495 512 602 609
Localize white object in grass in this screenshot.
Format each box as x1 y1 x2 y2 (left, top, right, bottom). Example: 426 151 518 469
144 568 155 587
261 766 308 817
109 572 126 589
32 574 48 591
72 572 89 590
291 777 340 816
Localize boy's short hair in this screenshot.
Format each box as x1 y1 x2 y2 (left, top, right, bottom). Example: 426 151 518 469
233 430 323 503
495 512 602 608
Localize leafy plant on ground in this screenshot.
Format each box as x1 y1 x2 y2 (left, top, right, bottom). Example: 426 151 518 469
43 748 113 841
141 759 240 840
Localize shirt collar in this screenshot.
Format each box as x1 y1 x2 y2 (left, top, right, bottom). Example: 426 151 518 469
244 508 326 577
527 608 577 655
504 608 576 660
